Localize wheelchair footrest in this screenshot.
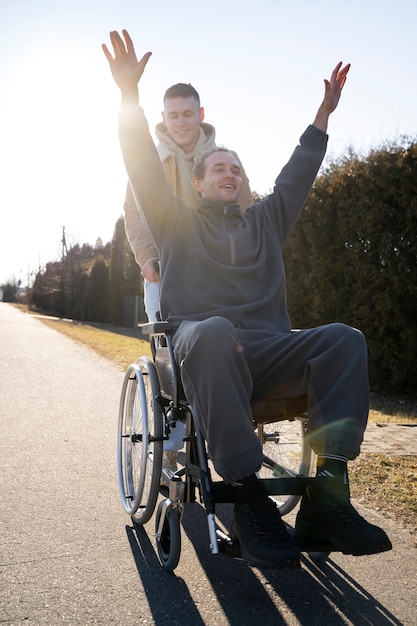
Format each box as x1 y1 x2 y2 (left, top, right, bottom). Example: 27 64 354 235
211 476 314 503
216 530 242 559
262 476 314 495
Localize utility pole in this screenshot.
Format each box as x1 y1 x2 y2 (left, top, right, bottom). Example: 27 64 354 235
61 226 68 260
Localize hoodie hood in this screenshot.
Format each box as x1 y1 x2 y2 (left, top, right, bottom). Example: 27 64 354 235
154 122 216 207
155 121 216 162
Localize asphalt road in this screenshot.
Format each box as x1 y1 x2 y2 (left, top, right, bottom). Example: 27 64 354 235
1 302 416 626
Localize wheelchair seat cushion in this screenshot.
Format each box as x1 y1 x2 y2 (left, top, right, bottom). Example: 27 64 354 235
251 394 307 424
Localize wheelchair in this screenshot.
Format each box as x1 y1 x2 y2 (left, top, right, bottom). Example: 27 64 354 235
117 321 330 572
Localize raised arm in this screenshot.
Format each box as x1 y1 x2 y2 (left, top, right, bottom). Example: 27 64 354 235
103 30 181 248
312 61 350 133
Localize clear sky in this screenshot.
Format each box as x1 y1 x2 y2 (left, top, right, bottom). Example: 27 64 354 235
1 0 416 286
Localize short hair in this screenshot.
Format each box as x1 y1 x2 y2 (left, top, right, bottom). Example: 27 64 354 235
163 83 200 106
192 147 234 179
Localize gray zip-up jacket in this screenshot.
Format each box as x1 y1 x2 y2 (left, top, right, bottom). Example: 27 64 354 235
119 105 328 332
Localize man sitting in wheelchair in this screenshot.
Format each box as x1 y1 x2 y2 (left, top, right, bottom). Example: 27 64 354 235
103 30 392 570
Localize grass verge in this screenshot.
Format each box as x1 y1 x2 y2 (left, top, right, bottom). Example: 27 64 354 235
23 308 417 540
35 316 152 369
350 454 417 543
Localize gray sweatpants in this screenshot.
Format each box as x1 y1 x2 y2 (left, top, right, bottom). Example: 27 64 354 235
173 317 369 484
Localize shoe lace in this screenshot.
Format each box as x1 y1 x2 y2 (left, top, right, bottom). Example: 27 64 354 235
250 499 288 540
330 500 367 527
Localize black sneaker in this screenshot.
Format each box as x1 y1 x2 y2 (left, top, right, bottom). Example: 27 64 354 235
230 496 301 569
295 483 392 556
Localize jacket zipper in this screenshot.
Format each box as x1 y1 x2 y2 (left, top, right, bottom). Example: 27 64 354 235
224 206 236 265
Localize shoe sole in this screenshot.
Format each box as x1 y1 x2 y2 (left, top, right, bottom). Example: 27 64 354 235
229 535 301 570
295 523 392 556
242 550 301 570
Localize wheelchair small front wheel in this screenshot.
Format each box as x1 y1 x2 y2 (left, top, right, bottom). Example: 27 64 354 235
155 501 182 572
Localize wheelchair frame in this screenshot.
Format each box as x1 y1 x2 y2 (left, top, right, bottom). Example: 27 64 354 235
117 322 329 572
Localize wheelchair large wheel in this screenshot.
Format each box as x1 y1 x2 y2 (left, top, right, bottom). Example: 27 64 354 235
257 417 314 516
155 501 182 572
117 356 163 525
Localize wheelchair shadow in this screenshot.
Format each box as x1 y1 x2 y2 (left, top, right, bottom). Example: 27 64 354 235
126 505 402 626
125 522 207 626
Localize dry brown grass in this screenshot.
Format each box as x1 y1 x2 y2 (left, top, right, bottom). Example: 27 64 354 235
35 316 152 369
22 307 417 539
350 454 417 540
369 393 417 424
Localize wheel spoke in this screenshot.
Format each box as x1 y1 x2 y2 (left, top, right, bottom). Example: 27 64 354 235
117 358 163 524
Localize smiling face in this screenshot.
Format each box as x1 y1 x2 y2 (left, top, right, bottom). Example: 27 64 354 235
162 95 205 154
192 150 242 204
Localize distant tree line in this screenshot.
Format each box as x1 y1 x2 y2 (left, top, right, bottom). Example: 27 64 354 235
2 138 416 396
2 216 146 326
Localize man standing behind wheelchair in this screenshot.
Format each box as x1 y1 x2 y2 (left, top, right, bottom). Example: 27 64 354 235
123 81 253 481
103 30 392 570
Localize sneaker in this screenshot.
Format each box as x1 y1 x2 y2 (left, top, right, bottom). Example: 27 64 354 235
230 496 301 569
160 450 178 487
295 483 392 556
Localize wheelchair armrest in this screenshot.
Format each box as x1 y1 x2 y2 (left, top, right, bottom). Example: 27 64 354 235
140 321 177 336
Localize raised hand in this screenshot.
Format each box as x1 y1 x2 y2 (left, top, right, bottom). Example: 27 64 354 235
322 61 350 114
102 30 152 92
312 61 350 132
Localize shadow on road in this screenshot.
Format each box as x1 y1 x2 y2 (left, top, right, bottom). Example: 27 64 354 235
125 503 402 626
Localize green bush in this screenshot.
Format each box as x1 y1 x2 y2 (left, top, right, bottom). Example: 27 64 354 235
285 139 417 397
